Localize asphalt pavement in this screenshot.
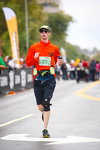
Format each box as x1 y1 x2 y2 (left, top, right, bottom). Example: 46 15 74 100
0 79 100 150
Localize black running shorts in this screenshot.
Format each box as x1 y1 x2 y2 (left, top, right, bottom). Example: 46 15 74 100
33 77 56 105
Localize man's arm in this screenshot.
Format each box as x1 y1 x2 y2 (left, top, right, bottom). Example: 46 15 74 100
0 56 6 70
0 65 6 70
26 46 36 67
54 47 62 65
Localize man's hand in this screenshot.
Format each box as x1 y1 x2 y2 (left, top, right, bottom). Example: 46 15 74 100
34 53 40 59
57 58 62 65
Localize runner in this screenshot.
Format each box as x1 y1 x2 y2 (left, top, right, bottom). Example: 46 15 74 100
0 56 6 70
26 25 62 138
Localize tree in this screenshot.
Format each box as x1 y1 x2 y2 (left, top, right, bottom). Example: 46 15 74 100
92 53 100 61
0 0 45 58
45 11 73 49
0 0 86 61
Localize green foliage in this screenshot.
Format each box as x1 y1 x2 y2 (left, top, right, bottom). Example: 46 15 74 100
66 42 80 62
0 0 87 62
1 31 11 57
45 11 73 49
60 42 88 63
0 2 7 37
80 53 88 60
0 0 45 58
91 53 100 61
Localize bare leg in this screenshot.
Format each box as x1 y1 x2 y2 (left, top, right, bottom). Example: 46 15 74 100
38 104 44 112
38 105 50 129
44 111 50 129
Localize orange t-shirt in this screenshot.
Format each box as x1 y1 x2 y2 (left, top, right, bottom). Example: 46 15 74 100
26 40 61 71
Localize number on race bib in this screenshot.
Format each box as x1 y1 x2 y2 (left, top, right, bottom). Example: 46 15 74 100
39 57 51 66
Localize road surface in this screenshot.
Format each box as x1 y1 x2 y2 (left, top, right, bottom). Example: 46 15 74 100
0 79 100 150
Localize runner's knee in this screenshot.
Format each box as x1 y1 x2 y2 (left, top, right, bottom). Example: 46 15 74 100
38 104 44 112
43 99 51 111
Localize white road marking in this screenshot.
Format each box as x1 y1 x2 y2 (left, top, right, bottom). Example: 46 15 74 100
1 134 100 145
0 114 34 128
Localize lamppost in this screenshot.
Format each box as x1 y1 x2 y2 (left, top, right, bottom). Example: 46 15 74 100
25 0 29 50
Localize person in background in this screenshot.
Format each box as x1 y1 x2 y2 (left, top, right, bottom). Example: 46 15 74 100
70 60 75 79
26 25 62 138
4 56 12 70
20 58 27 68
20 58 25 68
0 56 6 96
0 56 6 70
7 56 14 69
55 61 61 81
83 59 88 68
88 61 92 81
8 56 22 69
66 62 71 80
61 61 67 80
79 60 84 80
83 59 89 81
95 61 99 80
75 63 81 83
90 59 96 81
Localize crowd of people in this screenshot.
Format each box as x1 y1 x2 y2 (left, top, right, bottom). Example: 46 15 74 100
3 56 27 70
0 55 100 83
55 59 100 83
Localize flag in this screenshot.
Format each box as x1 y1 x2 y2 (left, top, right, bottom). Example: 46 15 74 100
2 7 20 64
74 58 80 66
61 47 67 63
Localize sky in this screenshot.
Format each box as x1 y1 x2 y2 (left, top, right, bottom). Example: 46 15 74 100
61 0 100 50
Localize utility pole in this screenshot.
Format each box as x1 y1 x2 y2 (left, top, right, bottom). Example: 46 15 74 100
25 0 29 50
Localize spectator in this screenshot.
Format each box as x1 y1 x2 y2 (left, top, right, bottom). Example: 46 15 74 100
79 60 83 69
66 62 71 80
88 61 92 81
55 62 61 81
95 61 99 80
70 60 75 79
61 61 67 80
4 56 12 70
83 59 88 68
90 59 96 81
0 56 6 70
79 60 84 80
8 56 23 69
8 56 14 69
75 63 81 83
20 58 27 68
83 59 89 81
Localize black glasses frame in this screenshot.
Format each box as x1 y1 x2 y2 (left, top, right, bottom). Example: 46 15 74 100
40 30 48 33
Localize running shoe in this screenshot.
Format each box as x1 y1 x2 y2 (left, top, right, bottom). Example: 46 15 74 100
42 129 50 138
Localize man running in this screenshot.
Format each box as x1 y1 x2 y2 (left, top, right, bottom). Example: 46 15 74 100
26 25 62 138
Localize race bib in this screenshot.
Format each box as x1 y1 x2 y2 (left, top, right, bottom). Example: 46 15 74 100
39 57 51 66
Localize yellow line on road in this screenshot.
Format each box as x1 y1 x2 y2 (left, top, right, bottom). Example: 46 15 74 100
75 80 100 101
0 114 34 128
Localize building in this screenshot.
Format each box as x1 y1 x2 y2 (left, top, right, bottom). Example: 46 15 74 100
37 0 62 13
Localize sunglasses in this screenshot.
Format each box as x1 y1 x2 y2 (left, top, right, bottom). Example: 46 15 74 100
40 30 48 33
